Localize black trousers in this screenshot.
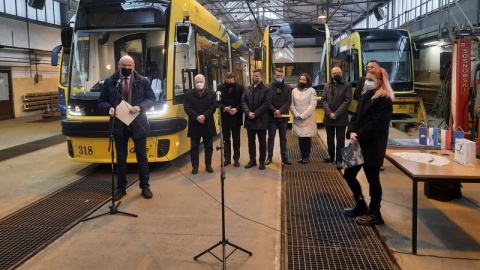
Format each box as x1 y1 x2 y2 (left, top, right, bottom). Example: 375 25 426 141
247 129 267 163
114 127 149 189
190 136 214 168
267 121 288 160
222 124 241 162
325 125 347 162
298 137 312 158
343 164 382 204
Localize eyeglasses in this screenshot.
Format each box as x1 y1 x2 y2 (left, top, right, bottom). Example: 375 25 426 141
365 65 377 70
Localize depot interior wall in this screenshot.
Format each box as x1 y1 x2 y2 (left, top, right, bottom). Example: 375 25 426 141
0 16 61 117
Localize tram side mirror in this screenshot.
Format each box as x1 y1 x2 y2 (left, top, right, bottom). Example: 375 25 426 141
176 24 190 44
254 47 262 61
61 27 73 49
413 42 420 59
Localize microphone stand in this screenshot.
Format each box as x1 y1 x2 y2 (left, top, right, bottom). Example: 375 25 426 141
83 78 138 221
194 90 252 269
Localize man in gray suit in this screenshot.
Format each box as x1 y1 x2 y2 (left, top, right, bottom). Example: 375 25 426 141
321 66 352 170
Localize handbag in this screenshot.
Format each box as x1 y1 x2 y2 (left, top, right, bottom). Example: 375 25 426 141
454 138 476 166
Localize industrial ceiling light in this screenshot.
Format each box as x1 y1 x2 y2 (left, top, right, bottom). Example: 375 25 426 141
318 9 327 20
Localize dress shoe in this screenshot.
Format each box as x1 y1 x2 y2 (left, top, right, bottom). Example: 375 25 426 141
259 163 265 170
301 157 310 164
245 161 257 168
233 160 240 167
324 157 334 163
282 159 292 165
206 166 214 173
336 161 343 170
113 188 126 201
224 160 231 166
265 157 272 165
380 166 385 171
297 158 304 163
192 166 198 174
141 186 153 199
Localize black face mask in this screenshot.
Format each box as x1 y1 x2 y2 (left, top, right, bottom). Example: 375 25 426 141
333 75 342 82
298 83 307 88
226 83 235 88
121 68 133 77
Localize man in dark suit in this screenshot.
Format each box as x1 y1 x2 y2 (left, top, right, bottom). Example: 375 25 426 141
241 69 271 170
217 72 244 167
98 55 156 200
184 74 217 174
266 68 292 165
321 66 352 170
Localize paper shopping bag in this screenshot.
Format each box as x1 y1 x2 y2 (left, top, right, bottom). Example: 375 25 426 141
341 143 364 168
454 138 476 166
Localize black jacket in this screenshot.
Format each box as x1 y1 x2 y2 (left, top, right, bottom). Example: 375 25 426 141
241 81 271 129
321 80 352 126
346 90 393 166
217 82 244 127
267 81 292 122
98 70 155 138
183 88 217 138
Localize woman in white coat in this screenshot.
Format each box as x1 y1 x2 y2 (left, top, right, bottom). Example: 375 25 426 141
290 73 318 164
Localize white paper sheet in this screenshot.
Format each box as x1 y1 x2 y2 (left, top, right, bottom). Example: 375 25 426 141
115 100 139 126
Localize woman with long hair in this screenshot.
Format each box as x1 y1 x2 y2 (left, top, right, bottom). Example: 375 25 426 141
342 67 394 226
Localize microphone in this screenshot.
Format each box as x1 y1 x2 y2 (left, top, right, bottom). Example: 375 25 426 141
216 90 221 102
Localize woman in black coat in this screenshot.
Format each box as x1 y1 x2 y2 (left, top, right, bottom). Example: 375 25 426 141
342 67 394 226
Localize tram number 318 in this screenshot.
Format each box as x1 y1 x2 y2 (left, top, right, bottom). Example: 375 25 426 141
77 145 94 155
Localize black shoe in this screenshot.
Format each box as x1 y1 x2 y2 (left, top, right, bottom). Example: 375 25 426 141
113 188 126 201
141 186 153 199
192 166 198 174
343 202 368 217
297 158 304 163
324 157 334 163
301 157 310 164
336 161 343 170
355 212 384 226
380 166 385 171
224 160 231 166
245 161 257 168
259 163 265 170
265 157 272 165
206 166 213 173
282 159 292 165
233 160 240 167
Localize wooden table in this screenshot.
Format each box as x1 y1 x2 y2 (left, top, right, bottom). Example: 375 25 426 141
384 148 480 255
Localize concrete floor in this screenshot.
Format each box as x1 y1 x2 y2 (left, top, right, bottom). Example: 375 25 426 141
1 114 479 270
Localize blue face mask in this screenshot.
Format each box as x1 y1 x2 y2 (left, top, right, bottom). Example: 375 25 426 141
274 77 283 84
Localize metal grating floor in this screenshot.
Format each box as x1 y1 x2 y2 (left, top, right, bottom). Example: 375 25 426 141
0 169 138 270
283 131 396 269
0 134 65 162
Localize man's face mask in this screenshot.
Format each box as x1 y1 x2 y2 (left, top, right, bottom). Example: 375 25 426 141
333 75 342 82
274 77 283 84
121 68 132 77
196 82 205 90
252 77 260 85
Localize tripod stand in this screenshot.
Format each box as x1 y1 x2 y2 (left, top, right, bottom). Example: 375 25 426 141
194 91 252 268
82 88 138 221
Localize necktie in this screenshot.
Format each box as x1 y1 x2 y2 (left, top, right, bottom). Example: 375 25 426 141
124 78 129 97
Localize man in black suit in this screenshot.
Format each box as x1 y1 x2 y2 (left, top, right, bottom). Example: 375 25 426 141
217 72 244 167
241 69 271 170
184 74 217 174
98 55 156 200
266 68 292 165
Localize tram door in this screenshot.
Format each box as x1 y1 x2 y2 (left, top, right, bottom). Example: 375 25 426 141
0 71 13 120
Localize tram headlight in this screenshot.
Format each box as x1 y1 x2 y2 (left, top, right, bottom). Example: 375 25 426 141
146 104 168 117
68 105 85 116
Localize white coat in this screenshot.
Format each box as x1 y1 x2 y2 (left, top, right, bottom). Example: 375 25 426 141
290 86 318 137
